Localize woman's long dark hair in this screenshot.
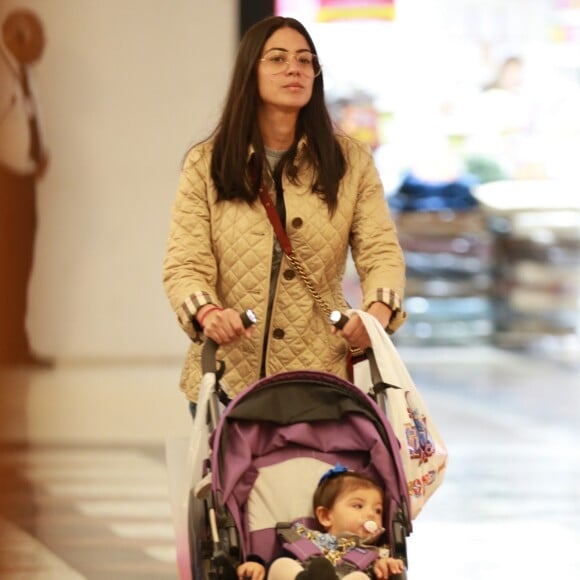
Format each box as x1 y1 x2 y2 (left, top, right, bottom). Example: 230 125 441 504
208 16 346 213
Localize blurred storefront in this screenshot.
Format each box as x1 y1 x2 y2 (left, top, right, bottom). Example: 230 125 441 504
276 0 580 355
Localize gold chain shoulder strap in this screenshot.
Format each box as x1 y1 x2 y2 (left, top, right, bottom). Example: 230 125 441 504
286 251 332 318
257 181 363 357
256 179 333 318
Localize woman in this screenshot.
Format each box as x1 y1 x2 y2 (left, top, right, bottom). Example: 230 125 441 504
163 16 406 404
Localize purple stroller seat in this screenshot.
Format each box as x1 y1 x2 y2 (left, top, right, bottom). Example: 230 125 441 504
208 370 412 564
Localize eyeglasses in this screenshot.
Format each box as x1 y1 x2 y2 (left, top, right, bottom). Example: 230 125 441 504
259 49 321 78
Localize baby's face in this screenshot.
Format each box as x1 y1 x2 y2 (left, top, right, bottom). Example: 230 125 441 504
326 486 383 538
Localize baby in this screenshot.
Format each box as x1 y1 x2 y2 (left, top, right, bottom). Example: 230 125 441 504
237 465 406 579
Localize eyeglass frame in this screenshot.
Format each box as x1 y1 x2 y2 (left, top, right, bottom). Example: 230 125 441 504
258 48 322 78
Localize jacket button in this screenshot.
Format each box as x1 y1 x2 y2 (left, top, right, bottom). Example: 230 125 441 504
283 269 295 280
272 328 285 339
291 217 303 228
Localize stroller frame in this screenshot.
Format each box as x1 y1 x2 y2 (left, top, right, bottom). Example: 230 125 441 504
186 314 412 580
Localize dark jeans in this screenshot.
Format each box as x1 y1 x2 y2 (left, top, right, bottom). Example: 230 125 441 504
189 402 197 420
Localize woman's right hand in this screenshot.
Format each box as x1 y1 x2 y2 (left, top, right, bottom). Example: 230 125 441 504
198 306 254 345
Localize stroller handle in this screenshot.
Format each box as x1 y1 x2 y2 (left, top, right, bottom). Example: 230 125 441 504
329 310 391 405
329 310 349 330
330 310 369 359
201 309 256 374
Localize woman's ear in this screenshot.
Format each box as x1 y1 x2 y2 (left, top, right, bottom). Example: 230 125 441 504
315 505 332 528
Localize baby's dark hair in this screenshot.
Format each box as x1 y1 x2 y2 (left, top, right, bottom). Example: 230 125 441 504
313 471 384 515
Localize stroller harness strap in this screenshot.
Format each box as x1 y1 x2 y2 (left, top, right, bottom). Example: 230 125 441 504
283 537 324 561
277 523 380 573
341 548 381 570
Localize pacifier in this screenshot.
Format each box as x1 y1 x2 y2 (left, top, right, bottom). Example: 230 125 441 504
361 520 384 543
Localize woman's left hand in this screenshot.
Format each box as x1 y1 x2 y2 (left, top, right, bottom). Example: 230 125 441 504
331 303 392 351
332 312 372 351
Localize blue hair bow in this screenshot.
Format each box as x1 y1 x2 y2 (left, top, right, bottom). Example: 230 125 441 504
318 463 349 485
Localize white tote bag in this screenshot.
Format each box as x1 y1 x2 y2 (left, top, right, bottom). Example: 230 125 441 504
165 372 217 580
348 309 448 519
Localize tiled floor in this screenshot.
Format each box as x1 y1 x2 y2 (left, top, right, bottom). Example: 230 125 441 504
403 346 580 579
0 344 578 579
0 445 177 579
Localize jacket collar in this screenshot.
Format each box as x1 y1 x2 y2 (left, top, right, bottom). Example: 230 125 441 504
245 136 308 164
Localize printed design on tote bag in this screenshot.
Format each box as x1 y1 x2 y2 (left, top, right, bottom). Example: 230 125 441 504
404 391 435 463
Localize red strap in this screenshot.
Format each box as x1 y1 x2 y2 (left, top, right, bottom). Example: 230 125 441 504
197 305 223 328
248 155 293 255
257 185 293 255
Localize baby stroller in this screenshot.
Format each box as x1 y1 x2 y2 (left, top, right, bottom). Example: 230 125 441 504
179 311 412 580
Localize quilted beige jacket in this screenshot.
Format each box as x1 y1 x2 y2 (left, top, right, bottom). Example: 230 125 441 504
163 136 406 402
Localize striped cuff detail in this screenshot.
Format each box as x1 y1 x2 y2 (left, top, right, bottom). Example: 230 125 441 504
178 292 215 338
182 291 214 320
375 288 407 334
376 288 402 313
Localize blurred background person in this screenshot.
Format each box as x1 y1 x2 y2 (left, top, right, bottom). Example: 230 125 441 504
463 55 535 182
0 8 49 366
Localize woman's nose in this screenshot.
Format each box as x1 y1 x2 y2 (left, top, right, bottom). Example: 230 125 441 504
286 56 300 74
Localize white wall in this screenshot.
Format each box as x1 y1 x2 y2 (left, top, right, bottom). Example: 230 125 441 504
1 0 237 360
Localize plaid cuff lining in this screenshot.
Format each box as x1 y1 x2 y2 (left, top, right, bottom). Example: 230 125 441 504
376 288 402 313
182 291 214 320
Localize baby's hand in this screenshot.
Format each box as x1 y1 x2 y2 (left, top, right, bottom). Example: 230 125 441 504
374 557 405 578
237 561 265 580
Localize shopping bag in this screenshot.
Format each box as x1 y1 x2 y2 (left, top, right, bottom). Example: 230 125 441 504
165 372 216 580
348 309 448 519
